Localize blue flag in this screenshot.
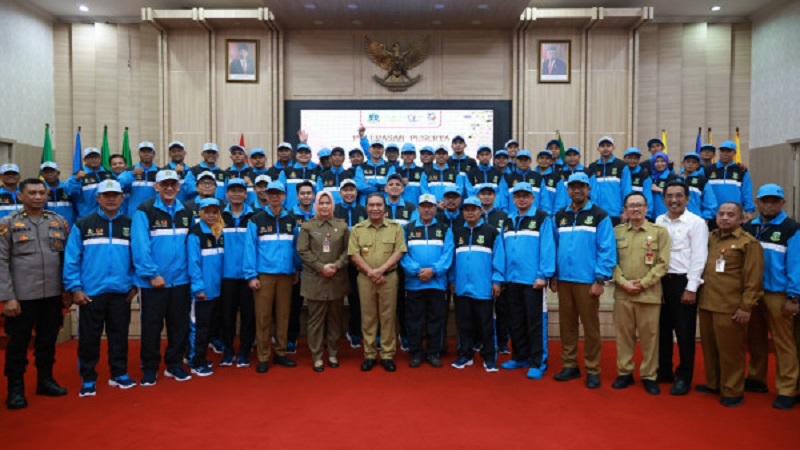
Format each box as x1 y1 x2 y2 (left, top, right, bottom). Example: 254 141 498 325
72 128 82 174
695 127 702 153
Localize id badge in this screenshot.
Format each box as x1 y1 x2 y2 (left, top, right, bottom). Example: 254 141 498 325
644 251 654 265
323 238 331 253
715 256 725 273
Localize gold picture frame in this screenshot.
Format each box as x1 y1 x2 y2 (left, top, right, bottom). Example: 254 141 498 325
538 40 571 84
226 39 258 83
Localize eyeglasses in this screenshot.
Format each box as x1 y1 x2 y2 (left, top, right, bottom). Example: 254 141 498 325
665 194 686 199
625 203 646 209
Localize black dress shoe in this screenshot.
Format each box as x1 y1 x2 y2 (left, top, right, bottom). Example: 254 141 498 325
611 374 634 389
256 361 270 373
409 357 422 368
772 395 795 410
670 379 690 396
554 367 582 382
642 379 661 395
36 378 67 397
427 355 443 368
361 359 377 372
313 362 324 373
381 359 397 372
720 396 744 407
744 378 768 393
327 359 340 369
585 374 601 389
6 380 27 410
695 384 721 395
273 355 297 368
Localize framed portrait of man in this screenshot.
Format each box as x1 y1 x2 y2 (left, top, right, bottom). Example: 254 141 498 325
227 39 258 83
538 40 570 83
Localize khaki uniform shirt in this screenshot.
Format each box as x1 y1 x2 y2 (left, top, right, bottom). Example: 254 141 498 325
347 218 407 271
0 209 69 301
699 227 764 314
613 221 671 304
297 217 350 300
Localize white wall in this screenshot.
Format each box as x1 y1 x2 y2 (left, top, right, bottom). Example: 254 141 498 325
0 0 54 147
750 0 800 148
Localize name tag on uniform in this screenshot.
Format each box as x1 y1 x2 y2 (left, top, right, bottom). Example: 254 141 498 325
323 234 331 253
644 251 654 265
716 256 725 272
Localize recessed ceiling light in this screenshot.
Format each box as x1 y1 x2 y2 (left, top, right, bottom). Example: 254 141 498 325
313 19 323 25
711 5 721 11
352 20 362 25
471 19 481 25
478 4 489 9
434 4 445 10
432 20 441 25
304 3 317 10
79 5 89 12
347 3 358 10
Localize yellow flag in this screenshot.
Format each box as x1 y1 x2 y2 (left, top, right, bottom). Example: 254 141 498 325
734 127 742 164
661 129 668 154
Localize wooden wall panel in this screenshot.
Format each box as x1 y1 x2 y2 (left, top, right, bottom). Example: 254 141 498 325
587 29 629 149
70 24 97 148
285 31 356 98
705 24 732 148
635 24 658 149
167 29 211 164
95 23 120 149
137 24 162 156
441 32 509 98
53 24 73 172
731 23 751 165
655 24 682 151
680 23 706 159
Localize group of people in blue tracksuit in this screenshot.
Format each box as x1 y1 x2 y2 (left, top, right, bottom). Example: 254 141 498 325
8 125 799 411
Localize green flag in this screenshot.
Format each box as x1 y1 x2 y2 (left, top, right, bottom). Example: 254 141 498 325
101 125 111 170
41 123 54 164
121 127 132 166
556 130 565 162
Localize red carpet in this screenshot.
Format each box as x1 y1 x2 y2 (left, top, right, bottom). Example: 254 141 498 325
2 339 798 449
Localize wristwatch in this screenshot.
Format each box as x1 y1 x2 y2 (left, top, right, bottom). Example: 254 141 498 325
595 277 608 285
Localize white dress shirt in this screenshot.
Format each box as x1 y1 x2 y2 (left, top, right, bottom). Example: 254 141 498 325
656 209 709 292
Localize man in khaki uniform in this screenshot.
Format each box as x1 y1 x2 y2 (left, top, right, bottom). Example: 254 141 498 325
612 192 671 395
698 202 764 407
348 193 407 372
1 178 71 409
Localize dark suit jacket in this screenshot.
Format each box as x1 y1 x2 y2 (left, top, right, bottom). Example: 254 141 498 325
541 58 567 76
230 59 255 75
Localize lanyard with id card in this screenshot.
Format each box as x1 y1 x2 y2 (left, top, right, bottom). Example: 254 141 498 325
644 236 654 265
322 233 331 253
716 248 726 272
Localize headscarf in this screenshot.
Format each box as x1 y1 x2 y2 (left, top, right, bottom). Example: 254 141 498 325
314 190 335 220
200 206 224 238
650 151 670 180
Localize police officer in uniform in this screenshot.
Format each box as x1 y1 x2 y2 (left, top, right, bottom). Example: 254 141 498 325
1 178 70 409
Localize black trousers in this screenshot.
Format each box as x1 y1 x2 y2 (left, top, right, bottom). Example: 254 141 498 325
208 296 224 343
658 274 697 383
78 293 131 382
3 296 62 380
140 284 191 372
454 296 495 363
347 264 362 338
397 270 408 339
188 300 215 366
288 280 303 343
221 278 255 357
406 289 447 358
494 290 510 346
506 283 544 366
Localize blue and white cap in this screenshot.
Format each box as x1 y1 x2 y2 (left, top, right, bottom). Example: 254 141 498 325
40 162 59 171
83 147 100 158
0 163 20 174
385 143 400 152
462 197 482 208
168 140 185 149
227 178 247 189
567 172 591 185
229 144 245 153
511 182 534 195
401 143 417 154
444 185 462 196
97 179 123 194
254 174 272 185
203 143 219 152
197 170 215 182
139 141 155 150
756 184 784 199
418 194 437 205
156 170 180 183
624 147 642 157
340 178 357 188
266 180 286 192
516 150 532 159
199 198 221 210
318 147 332 158
250 147 266 157
296 143 312 153
277 142 293 151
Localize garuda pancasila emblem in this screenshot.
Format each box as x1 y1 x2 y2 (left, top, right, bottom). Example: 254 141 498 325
364 36 430 92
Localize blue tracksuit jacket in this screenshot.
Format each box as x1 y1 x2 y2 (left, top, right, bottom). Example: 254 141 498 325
401 218 454 292
554 201 616 284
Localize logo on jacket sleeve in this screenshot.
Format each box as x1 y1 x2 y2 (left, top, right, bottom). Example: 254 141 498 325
435 229 442 238
182 217 189 226
584 216 594 225
732 172 739 180
286 223 292 232
691 178 698 185
770 232 782 242
529 221 536 229
122 227 130 237
559 217 567 226
476 235 485 245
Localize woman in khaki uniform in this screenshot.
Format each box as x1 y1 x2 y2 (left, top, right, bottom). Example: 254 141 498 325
297 191 350 372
